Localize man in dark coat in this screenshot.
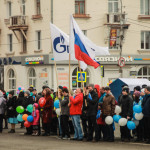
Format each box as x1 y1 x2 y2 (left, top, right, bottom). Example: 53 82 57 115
142 86 150 144
85 84 99 141
118 87 133 141
102 87 115 142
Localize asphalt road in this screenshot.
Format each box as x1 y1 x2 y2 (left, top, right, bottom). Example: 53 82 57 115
0 126 150 150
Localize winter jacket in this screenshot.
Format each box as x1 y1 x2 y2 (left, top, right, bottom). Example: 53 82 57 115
0 96 6 114
7 96 18 118
102 94 115 116
142 94 150 117
22 96 34 114
42 95 53 123
86 90 99 116
17 97 24 106
69 93 83 115
118 94 133 118
32 104 40 125
81 95 88 119
59 95 69 116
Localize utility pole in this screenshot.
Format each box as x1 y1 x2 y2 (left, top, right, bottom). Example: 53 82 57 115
119 0 124 78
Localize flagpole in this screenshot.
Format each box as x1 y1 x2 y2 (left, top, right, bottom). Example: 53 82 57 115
54 60 58 88
69 54 71 92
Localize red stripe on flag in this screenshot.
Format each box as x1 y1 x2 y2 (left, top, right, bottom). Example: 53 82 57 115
75 45 99 69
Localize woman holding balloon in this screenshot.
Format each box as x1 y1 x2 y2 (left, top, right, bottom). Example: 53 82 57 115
42 88 53 136
7 91 18 133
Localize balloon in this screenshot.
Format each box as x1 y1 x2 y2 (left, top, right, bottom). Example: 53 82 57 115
17 91 20 95
22 114 28 121
30 92 33 96
133 105 142 113
22 87 25 91
105 116 113 125
118 118 127 126
18 87 22 91
135 113 144 120
113 115 121 123
54 100 59 109
27 115 34 122
133 120 139 126
39 97 46 107
56 108 61 116
127 121 136 130
24 121 31 128
27 104 33 113
16 106 24 113
17 114 23 122
115 105 122 114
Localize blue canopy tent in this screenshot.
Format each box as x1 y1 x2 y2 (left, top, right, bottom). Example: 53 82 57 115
109 78 150 101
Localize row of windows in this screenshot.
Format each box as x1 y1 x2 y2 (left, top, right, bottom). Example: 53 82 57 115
7 31 41 52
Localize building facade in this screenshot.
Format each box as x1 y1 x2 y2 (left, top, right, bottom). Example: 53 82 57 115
0 0 150 93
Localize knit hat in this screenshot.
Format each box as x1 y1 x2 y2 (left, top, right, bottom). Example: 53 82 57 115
24 90 30 96
0 91 3 97
134 91 141 98
88 84 94 89
142 84 147 88
122 87 129 93
141 88 145 94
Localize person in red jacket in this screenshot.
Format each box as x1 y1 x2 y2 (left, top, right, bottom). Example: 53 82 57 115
69 88 83 141
42 88 53 136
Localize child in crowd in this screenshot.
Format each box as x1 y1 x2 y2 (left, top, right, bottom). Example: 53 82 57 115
32 103 40 136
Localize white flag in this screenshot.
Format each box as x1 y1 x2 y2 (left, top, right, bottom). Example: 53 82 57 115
50 23 69 61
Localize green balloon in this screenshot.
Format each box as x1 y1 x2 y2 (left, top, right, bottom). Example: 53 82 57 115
16 106 24 113
27 104 33 113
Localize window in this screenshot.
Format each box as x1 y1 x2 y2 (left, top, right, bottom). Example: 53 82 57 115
108 0 119 13
8 69 16 94
28 68 36 88
72 67 90 90
109 29 120 50
141 0 150 15
141 31 150 49
137 66 150 80
75 0 85 14
36 0 41 15
21 0 25 15
36 31 41 50
7 2 12 18
82 30 87 36
8 34 13 52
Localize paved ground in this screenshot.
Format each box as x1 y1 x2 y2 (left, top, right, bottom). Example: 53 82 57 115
0 125 150 150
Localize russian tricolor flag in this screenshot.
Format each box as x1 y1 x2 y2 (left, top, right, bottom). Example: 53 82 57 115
70 16 109 69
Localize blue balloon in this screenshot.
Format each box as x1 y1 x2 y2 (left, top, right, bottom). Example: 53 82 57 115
113 115 121 123
18 87 22 91
17 114 23 122
127 121 136 130
133 105 142 113
54 100 59 109
27 115 34 122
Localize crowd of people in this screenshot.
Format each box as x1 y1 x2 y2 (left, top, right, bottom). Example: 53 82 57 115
0 83 150 144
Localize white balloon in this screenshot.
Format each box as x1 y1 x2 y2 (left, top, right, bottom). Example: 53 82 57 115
118 118 127 126
105 116 113 125
135 113 144 120
115 105 122 114
133 120 139 126
56 108 61 116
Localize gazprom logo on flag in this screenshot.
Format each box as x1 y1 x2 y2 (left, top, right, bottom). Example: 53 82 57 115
53 34 69 53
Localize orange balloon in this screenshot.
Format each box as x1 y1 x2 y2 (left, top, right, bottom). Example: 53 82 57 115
22 114 28 121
